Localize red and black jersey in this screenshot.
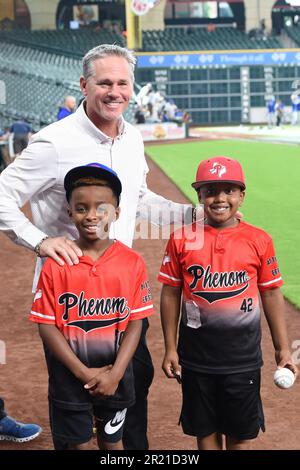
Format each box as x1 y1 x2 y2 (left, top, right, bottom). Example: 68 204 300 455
30 241 154 409
158 221 283 374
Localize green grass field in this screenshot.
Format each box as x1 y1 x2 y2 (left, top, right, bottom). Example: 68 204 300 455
146 139 300 308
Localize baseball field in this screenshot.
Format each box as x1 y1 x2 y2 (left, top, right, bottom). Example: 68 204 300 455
146 138 300 309
0 128 299 450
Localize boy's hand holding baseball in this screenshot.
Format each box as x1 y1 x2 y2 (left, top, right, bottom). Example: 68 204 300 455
275 350 299 378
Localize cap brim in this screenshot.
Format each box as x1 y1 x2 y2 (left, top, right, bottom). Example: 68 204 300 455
191 180 245 190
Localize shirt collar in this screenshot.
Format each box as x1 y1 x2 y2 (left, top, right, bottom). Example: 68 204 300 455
75 101 126 142
77 240 119 266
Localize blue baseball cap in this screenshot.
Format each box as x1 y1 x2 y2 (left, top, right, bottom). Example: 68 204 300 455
64 162 122 202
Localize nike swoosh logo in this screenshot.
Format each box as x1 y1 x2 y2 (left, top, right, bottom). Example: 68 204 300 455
104 418 125 435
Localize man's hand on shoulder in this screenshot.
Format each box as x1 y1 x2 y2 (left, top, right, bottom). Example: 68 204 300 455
38 236 83 266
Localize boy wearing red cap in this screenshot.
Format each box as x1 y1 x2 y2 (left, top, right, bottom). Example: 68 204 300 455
29 163 154 450
158 156 297 450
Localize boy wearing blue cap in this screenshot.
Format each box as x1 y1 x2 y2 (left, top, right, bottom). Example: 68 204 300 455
29 163 154 450
158 156 298 450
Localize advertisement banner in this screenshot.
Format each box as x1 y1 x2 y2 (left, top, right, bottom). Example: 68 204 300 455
136 122 186 141
137 50 300 68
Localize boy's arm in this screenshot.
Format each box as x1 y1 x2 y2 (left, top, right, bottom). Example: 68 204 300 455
85 319 143 396
38 324 111 384
261 288 298 376
160 284 182 380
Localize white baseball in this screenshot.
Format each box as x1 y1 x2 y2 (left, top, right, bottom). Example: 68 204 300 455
273 367 295 389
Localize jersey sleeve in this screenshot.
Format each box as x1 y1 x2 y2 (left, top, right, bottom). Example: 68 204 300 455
29 264 56 324
257 237 284 292
130 257 155 321
157 235 183 287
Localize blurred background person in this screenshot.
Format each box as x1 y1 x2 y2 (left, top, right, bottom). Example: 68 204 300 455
291 93 300 125
275 99 284 127
10 118 32 157
134 105 146 124
0 127 10 171
136 83 152 108
149 91 165 123
182 111 192 123
57 96 77 121
266 96 276 128
162 99 179 122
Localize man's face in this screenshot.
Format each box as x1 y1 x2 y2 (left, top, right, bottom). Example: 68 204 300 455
80 56 133 129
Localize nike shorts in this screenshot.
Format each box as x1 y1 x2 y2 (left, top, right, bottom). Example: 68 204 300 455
180 368 265 440
49 400 127 449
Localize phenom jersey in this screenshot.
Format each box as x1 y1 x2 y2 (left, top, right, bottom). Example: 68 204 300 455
158 221 283 374
30 241 154 409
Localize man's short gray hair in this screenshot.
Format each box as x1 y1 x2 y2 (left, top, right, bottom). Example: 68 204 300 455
82 44 136 82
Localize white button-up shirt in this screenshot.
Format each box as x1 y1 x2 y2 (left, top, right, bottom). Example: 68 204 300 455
0 104 187 289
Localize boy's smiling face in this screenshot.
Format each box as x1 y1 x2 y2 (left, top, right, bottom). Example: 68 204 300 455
197 182 245 229
68 183 120 242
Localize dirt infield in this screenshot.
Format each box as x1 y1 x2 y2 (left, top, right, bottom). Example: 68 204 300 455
0 154 299 450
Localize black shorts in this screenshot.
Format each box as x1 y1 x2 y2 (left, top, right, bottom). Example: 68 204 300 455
180 368 265 440
49 400 127 449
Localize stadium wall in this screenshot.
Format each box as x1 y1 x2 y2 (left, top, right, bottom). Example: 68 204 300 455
245 0 274 33
24 1 275 33
135 49 300 125
26 0 56 29
141 0 166 31
142 0 275 34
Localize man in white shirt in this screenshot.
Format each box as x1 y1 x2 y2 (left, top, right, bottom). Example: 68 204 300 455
0 44 192 450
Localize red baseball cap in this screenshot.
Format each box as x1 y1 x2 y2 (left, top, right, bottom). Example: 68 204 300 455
191 156 246 190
